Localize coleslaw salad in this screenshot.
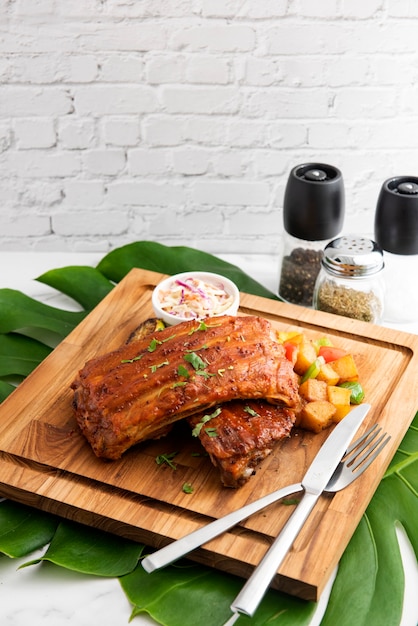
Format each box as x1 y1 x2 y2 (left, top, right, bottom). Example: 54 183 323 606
152 272 240 325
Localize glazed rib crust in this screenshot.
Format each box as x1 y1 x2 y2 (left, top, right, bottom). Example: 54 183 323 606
71 315 300 460
188 400 297 487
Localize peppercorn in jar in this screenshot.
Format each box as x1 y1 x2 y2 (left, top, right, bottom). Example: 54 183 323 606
278 163 344 306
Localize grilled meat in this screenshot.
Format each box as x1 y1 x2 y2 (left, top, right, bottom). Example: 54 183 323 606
71 315 300 460
188 400 297 487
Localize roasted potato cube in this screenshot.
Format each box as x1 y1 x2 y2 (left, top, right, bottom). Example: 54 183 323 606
333 405 353 422
299 400 336 433
299 378 328 402
327 385 352 406
329 354 359 382
317 362 340 386
294 340 317 376
277 331 304 344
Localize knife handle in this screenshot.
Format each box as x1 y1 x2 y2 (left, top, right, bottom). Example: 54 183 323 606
231 491 319 617
142 482 302 573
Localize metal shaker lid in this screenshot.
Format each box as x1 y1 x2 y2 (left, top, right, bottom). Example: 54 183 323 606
322 235 384 278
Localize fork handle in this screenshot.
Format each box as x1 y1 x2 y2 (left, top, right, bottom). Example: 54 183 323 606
142 482 302 573
231 491 319 617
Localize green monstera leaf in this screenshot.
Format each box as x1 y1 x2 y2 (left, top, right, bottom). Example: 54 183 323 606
0 241 416 626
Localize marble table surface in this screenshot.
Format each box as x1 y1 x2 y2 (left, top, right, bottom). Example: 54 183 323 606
0 251 417 626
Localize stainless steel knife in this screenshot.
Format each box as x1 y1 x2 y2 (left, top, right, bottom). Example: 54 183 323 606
226 402 371 622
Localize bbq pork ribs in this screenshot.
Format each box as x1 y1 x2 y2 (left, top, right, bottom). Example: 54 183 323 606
71 315 301 461
188 399 297 487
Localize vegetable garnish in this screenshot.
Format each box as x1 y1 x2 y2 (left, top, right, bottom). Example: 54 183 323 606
195 370 216 380
188 321 222 335
339 381 365 404
171 381 187 389
300 356 325 384
121 354 144 364
177 364 190 378
192 408 222 437
182 482 194 494
148 335 176 352
149 360 169 373
282 497 301 506
244 405 260 417
205 427 218 438
155 452 178 470
147 338 161 352
184 352 207 371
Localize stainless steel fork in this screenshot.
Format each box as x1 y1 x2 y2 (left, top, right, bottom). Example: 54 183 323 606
142 424 390 574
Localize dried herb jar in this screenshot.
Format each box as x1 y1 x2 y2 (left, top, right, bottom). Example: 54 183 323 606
313 235 385 323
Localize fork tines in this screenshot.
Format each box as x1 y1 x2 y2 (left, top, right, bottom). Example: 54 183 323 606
343 423 391 473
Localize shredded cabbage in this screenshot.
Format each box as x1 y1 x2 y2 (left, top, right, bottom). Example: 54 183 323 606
158 277 234 319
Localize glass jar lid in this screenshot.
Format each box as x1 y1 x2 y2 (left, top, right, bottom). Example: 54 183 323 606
322 235 384 278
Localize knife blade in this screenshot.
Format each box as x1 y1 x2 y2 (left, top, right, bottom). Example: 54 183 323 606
228 402 371 620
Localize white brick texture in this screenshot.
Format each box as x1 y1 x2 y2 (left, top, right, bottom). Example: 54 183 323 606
1 0 418 254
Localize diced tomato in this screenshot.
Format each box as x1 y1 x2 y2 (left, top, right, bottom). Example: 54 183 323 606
283 341 299 365
318 346 347 363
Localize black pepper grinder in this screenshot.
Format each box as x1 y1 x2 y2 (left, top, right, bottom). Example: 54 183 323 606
278 163 345 306
374 176 418 324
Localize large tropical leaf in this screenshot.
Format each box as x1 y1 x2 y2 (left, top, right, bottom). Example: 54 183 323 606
0 289 86 337
0 380 15 402
36 266 114 311
0 241 416 626
0 332 51 377
23 520 144 577
97 241 279 301
0 500 58 558
120 560 316 626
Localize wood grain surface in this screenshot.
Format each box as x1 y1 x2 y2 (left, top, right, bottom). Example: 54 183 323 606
0 268 417 600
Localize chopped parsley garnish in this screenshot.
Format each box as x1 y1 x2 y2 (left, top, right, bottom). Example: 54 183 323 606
177 364 190 378
195 370 216 380
244 405 259 417
148 338 162 352
121 354 144 364
149 360 169 373
188 321 222 335
282 497 301 506
184 351 207 371
192 407 222 437
155 451 178 470
182 482 194 494
148 335 176 352
205 427 218 438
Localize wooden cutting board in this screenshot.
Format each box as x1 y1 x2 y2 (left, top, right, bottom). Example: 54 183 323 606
0 268 417 601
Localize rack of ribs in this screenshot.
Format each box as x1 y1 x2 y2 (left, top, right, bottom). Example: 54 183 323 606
71 315 300 461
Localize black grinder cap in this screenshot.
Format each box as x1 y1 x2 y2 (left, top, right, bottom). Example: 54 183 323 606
375 176 418 255
283 163 345 241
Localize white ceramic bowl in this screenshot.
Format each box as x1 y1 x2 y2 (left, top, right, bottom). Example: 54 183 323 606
152 271 240 326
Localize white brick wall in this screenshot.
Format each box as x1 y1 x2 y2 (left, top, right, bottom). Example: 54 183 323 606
1 0 418 254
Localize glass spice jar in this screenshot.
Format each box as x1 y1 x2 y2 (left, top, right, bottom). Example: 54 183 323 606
278 163 345 307
313 235 385 324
